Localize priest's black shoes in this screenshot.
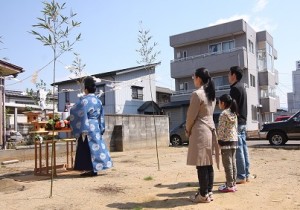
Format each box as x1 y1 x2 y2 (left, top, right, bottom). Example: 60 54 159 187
80 171 98 177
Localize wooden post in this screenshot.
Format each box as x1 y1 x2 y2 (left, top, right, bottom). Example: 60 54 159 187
71 140 74 168
46 142 49 175
66 141 69 168
39 141 42 174
53 141 56 176
34 140 37 174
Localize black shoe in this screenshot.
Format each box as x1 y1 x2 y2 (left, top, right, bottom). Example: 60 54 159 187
80 171 97 177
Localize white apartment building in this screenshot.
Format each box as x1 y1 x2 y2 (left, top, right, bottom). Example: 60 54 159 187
164 19 279 132
287 60 300 113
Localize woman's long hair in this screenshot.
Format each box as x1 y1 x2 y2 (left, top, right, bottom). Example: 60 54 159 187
195 67 216 102
219 94 238 115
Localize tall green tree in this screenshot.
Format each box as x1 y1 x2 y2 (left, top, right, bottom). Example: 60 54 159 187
136 21 161 171
30 0 81 197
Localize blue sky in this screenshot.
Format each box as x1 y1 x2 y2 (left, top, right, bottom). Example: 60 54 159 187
1 0 299 108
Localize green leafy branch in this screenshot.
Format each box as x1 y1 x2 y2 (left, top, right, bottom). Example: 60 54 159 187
136 21 160 66
66 52 86 93
30 1 81 53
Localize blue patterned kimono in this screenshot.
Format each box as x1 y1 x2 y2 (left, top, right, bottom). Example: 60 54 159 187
70 94 112 172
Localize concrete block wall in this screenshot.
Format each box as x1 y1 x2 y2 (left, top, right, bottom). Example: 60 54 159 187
103 114 170 151
0 114 170 162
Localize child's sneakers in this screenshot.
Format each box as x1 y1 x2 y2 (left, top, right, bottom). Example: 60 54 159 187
218 184 236 193
189 192 211 203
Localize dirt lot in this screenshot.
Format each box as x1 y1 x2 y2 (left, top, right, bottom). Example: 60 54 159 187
0 145 299 210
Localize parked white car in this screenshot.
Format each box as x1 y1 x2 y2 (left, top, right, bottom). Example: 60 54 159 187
7 131 24 142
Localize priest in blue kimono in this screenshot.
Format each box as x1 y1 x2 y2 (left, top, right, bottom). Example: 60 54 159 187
70 76 113 176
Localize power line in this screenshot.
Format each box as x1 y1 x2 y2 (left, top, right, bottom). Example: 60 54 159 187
6 50 69 87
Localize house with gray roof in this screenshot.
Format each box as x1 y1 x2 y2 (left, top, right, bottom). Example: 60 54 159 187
54 63 162 115
0 60 24 148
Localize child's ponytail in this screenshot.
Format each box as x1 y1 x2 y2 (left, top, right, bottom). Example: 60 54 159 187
219 94 238 115
230 99 238 116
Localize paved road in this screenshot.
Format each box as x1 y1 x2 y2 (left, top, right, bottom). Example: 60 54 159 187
247 139 300 149
177 140 300 149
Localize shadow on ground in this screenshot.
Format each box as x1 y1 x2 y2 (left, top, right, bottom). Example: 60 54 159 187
0 170 107 182
107 197 194 209
107 181 224 209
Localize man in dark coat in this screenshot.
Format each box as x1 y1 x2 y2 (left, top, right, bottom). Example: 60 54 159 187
228 66 250 184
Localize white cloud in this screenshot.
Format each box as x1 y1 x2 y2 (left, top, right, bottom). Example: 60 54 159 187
250 17 277 32
209 0 275 32
209 15 250 26
209 15 277 33
253 0 268 13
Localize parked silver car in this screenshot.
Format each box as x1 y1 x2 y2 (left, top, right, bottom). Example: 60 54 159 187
170 113 220 146
170 122 188 146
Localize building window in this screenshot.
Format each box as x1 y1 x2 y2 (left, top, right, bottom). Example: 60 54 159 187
251 105 257 121
248 39 254 53
179 82 188 92
15 101 35 105
209 43 221 53
131 86 143 100
222 40 234 52
162 94 170 103
96 85 105 105
267 42 273 56
266 42 274 72
260 86 276 98
179 83 184 91
261 88 268 98
65 92 70 103
267 54 274 73
213 76 230 90
257 50 266 71
250 74 255 87
209 40 234 53
176 51 187 59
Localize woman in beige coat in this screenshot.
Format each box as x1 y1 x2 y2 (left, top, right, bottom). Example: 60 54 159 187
185 67 219 203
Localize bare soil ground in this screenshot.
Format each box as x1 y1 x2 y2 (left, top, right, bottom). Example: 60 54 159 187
0 145 299 210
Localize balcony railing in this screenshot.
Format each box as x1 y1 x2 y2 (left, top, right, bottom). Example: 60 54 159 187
215 85 230 91
260 93 278 98
172 85 230 96
171 47 246 63
172 89 195 96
